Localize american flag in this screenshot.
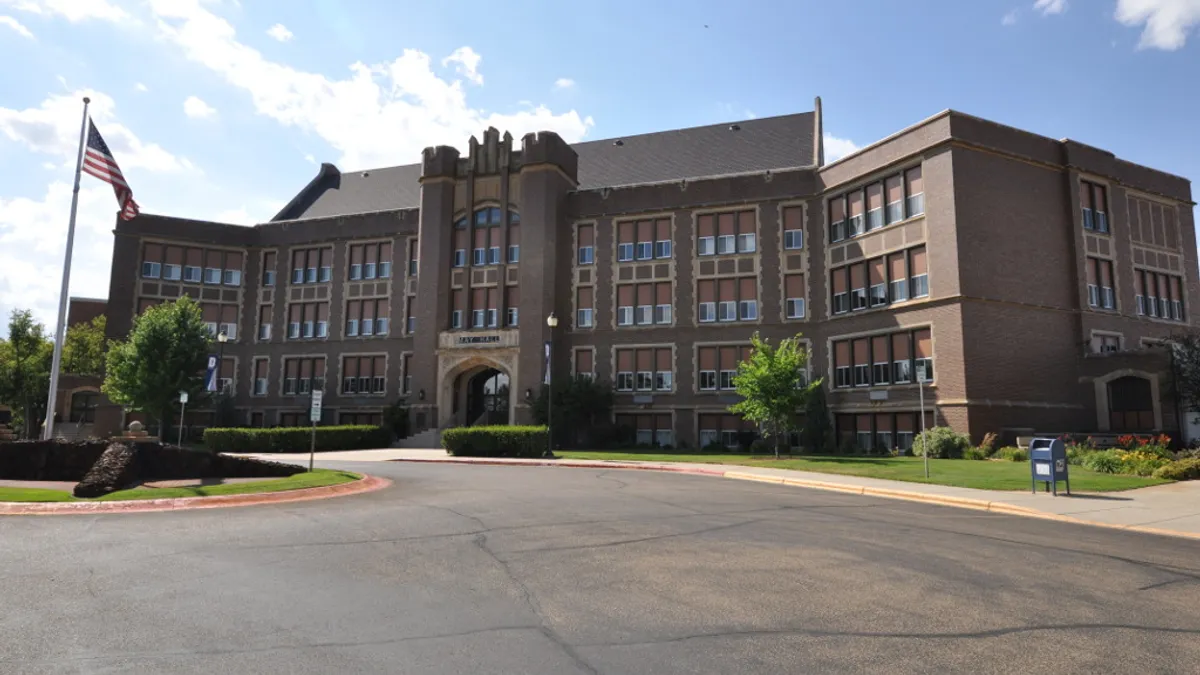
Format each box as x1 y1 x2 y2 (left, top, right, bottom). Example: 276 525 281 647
83 120 140 220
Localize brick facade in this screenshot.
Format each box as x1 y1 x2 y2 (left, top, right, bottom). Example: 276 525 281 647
91 105 1196 449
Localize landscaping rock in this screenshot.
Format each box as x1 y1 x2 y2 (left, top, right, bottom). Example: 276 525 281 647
0 440 110 481
74 443 141 498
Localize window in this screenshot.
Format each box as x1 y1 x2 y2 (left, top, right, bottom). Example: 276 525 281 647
486 308 498 328
576 286 594 328
402 354 412 394
636 371 653 391
738 232 756 253
905 166 924 217
1081 180 1109 233
739 299 757 321
253 359 268 396
262 251 276 286
507 307 519 327
282 357 325 397
258 306 272 341
184 265 202 283
853 339 871 387
831 266 849 315
577 224 595 265
636 305 653 326
784 229 803 249
872 335 890 384
223 269 241 286
473 248 486 266
508 245 520 263
617 372 634 391
453 250 465 268
885 175 904 225
909 246 928 298
204 267 221 284
893 333 912 384
656 240 672 259
636 241 653 261
889 253 908 303
1087 258 1115 310
783 263 806 320
617 243 634 262
1094 334 1121 354
866 182 884 231
656 303 672 325
829 197 847 243
577 308 594 328
288 302 329 340
451 310 463 329
142 261 161 279
717 234 735 254
617 414 675 448
850 262 867 311
342 355 387 396
407 239 419 277
351 262 363 280
291 248 331 285
700 370 717 390
720 370 737 390
163 264 182 281
848 190 865 236
488 247 501 265
719 300 737 322
698 345 750 392
656 370 672 391
574 349 594 380
698 236 715 256
473 309 486 328
618 306 633 326
786 298 805 319
869 259 887 308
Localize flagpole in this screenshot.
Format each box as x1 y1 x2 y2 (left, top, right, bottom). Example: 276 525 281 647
42 96 90 441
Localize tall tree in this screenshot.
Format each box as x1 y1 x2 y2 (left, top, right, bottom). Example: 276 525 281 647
532 375 616 448
1166 332 1200 418
801 379 833 454
0 310 54 438
730 333 819 458
103 298 212 437
62 315 108 377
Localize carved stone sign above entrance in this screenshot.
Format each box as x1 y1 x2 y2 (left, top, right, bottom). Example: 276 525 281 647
439 329 519 350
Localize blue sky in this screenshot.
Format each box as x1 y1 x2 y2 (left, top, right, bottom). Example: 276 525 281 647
1 0 1198 329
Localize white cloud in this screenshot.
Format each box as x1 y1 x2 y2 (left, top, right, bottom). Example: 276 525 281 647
0 90 191 171
442 46 483 85
824 134 861 163
1033 0 1068 15
554 78 575 89
1002 9 1020 25
0 181 118 329
0 14 34 37
134 82 148 92
303 153 316 164
266 22 291 42
144 0 594 170
0 0 127 22
183 95 217 119
1116 0 1200 50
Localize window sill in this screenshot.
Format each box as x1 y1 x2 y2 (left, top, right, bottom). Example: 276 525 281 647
830 212 925 247
827 296 929 319
834 382 937 392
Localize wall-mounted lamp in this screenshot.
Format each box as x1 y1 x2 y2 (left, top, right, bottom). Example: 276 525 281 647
524 388 533 401
418 389 426 401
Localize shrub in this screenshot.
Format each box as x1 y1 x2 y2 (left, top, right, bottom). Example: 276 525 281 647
1116 450 1172 476
442 426 548 458
202 426 392 454
1081 449 1123 473
994 446 1028 462
962 446 988 460
911 426 972 459
1152 457 1200 481
702 440 729 453
382 400 410 441
1066 445 1095 466
978 432 998 456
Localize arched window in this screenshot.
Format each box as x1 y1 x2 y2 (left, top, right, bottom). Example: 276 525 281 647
1108 376 1154 431
454 207 518 228
70 391 100 424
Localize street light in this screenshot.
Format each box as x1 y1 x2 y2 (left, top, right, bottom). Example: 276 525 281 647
545 312 558 458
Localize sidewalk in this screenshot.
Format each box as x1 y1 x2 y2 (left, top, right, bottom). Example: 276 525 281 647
239 449 1200 540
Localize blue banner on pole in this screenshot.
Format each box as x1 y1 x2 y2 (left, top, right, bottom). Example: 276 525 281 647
544 341 551 385
205 354 218 392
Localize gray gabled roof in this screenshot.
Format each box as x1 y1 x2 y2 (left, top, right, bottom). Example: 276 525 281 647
272 111 815 221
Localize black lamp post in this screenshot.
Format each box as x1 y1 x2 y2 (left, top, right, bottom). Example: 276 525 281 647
216 330 228 394
545 312 558 458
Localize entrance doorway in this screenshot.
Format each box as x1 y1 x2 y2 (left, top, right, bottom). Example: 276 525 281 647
1108 376 1155 431
463 368 510 426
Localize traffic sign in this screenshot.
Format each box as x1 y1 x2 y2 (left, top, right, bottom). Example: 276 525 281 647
310 390 323 422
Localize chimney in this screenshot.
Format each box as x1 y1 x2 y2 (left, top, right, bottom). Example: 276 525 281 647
813 96 825 167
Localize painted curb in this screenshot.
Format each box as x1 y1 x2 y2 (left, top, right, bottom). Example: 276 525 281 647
0 474 391 516
388 457 1200 541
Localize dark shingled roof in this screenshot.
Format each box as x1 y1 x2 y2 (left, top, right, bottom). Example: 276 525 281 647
273 111 814 221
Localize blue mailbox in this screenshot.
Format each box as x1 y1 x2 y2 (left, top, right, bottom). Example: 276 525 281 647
1029 437 1070 496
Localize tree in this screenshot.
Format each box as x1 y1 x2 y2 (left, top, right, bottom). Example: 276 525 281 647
1165 333 1200 423
730 333 820 458
103 297 212 437
532 375 616 448
0 310 54 439
62 314 108 377
801 379 833 454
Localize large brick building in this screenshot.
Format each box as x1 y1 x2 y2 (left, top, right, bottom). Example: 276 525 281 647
91 99 1198 449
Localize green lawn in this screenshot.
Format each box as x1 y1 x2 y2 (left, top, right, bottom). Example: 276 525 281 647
554 451 1166 492
0 469 361 503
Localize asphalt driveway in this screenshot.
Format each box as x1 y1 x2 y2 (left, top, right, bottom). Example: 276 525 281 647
2 461 1198 674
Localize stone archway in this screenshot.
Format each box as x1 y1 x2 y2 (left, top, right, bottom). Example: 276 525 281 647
437 350 519 429
1093 369 1162 432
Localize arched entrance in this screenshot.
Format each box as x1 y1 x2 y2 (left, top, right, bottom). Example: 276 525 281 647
69 390 100 424
1108 376 1155 432
461 368 510 426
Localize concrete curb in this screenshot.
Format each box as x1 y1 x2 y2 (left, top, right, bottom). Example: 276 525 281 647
0 474 391 516
389 458 1200 541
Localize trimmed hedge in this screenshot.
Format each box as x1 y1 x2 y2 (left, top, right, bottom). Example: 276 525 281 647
442 426 549 458
1152 457 1200 481
203 425 392 453
911 426 972 459
0 440 111 481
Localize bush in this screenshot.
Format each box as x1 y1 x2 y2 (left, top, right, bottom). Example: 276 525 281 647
1082 449 1124 474
962 446 988 461
382 400 410 441
202 426 392 454
1152 457 1200 481
442 425 548 458
1066 445 1095 466
978 432 998 456
702 440 728 453
911 426 971 459
994 446 1028 462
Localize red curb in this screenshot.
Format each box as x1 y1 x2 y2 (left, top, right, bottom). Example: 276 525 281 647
0 474 391 516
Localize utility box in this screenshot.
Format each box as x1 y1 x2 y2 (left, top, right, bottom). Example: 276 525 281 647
1029 437 1070 496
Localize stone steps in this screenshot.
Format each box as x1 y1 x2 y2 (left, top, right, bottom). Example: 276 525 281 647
393 428 442 449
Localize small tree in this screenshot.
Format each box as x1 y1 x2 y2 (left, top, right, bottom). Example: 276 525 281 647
801 379 833 454
1166 333 1200 418
532 375 616 448
62 314 108 377
103 298 212 438
730 333 819 458
0 310 54 438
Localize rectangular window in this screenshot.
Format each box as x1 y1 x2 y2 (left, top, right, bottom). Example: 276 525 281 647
636 241 653 260
910 247 929 298
914 328 934 382
488 247 501 265
784 273 804 319
717 234 736 254
184 266 202 283
1093 182 1109 233
739 300 757 321
885 174 904 225
262 254 275 286
364 245 377 279
832 266 849 315
866 182 884 231
319 249 332 282
616 284 634 326
848 189 865 236
379 243 392 279
258 308 272 341
472 309 485 328
473 248 486 266
892 333 911 384
829 197 847 243
507 307 519 327
905 166 924 217
850 263 867 311
578 246 594 264
453 250 465 268
486 308 498 328
872 335 890 385
782 206 803 250
718 301 737 322
577 224 595 265
700 371 717 391
617 243 633 262
636 371 653 391
507 245 519 264
834 340 851 389
451 310 463 329
617 372 634 391
162 264 181 281
253 360 268 396
869 258 887 308
889 253 908 302
853 339 870 387
203 267 221 284
656 370 673 391
223 268 241 286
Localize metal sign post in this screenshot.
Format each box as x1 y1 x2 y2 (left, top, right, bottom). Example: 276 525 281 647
918 372 928 479
178 391 189 446
309 390 323 472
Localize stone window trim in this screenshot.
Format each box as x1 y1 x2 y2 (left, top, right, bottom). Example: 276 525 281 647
1077 174 1112 235
613 212 676 263
691 340 811 395
1124 189 1184 254
399 350 414 395
613 281 675 330
287 245 335 285
259 248 279 289
824 162 925 249
213 355 239 397
611 343 677 395
336 351 389 398
828 244 930 320
573 220 599 268
826 323 934 391
1088 330 1124 356
344 238 396 282
572 346 596 380
692 205 760 260
279 354 327 398
140 238 248 291
693 275 761 328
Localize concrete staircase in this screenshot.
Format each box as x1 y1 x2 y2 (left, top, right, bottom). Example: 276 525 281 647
393 428 442 449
